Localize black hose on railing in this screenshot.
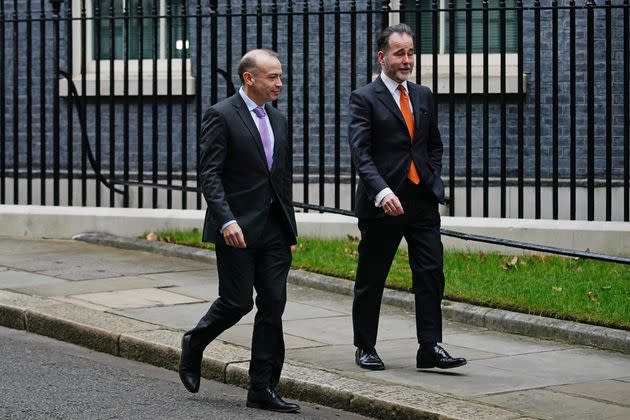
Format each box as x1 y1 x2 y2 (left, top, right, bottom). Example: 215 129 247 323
59 70 126 196
58 69 236 196
293 202 630 265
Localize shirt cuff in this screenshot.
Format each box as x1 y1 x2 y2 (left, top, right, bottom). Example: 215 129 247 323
220 220 237 233
374 188 393 207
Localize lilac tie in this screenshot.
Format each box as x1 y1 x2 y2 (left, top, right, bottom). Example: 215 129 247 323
253 106 273 170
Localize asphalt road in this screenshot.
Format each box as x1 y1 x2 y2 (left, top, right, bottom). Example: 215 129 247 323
0 327 370 420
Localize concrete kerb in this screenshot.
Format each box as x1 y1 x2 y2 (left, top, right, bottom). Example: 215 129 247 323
73 231 630 355
0 290 522 420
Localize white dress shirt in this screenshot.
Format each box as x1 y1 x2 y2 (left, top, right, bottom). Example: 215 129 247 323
374 72 414 207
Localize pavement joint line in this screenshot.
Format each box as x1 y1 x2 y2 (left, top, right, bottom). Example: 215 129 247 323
73 231 630 356
542 386 630 409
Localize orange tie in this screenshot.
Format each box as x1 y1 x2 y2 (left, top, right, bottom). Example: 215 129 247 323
398 84 421 185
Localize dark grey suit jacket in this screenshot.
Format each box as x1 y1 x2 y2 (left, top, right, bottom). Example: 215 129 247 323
348 76 444 219
198 93 297 245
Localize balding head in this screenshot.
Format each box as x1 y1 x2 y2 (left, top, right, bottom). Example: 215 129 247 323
237 49 281 83
238 49 283 105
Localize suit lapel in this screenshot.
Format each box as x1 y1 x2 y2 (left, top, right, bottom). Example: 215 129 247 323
373 76 407 130
266 105 284 173
407 83 422 144
232 94 268 169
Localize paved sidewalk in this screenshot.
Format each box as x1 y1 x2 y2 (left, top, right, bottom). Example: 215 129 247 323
1 236 629 419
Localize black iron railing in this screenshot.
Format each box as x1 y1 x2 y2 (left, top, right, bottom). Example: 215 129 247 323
0 1 629 222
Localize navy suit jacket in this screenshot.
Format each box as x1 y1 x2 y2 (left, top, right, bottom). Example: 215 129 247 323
348 76 444 219
198 93 297 245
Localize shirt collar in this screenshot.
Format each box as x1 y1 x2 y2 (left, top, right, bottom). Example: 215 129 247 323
239 87 263 112
380 71 409 95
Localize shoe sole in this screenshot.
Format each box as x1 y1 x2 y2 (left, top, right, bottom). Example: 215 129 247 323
417 360 467 369
356 362 385 370
246 401 300 413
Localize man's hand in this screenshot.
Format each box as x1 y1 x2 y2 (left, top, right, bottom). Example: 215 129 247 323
223 223 246 248
290 245 296 253
381 193 404 216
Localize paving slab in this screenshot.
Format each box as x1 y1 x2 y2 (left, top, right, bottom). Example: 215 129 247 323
0 238 80 256
287 283 355 314
115 302 211 330
444 329 570 355
141 269 220 286
0 290 54 310
217 324 326 350
474 348 630 386
283 316 354 345
72 288 203 309
0 270 66 289
0 240 209 281
162 284 219 301
32 253 209 281
549 380 630 406
9 275 176 297
368 361 554 397
479 389 630 419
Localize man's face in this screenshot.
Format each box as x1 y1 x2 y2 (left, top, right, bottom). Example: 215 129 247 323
378 32 414 83
244 55 283 104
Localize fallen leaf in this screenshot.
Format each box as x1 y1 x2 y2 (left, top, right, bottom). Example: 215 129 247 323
502 255 519 270
584 248 591 253
478 251 486 261
532 253 548 261
552 286 563 292
587 291 599 302
146 232 158 241
347 234 359 242
601 285 612 291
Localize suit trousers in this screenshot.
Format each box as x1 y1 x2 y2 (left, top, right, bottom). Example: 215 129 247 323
185 203 292 390
353 180 445 349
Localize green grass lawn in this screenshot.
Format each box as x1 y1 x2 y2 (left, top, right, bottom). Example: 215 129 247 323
149 229 630 331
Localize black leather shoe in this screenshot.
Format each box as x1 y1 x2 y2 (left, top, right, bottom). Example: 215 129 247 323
178 334 202 393
246 386 300 413
355 348 385 370
417 345 467 369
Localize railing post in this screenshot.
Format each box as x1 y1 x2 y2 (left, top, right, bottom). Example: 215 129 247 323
586 0 595 220
0 0 5 204
381 0 390 30
210 0 218 105
50 0 63 206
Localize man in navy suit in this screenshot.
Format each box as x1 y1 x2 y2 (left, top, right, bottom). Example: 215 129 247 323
178 49 300 413
348 24 466 371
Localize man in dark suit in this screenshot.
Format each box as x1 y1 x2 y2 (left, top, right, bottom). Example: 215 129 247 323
348 24 466 372
178 49 300 413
